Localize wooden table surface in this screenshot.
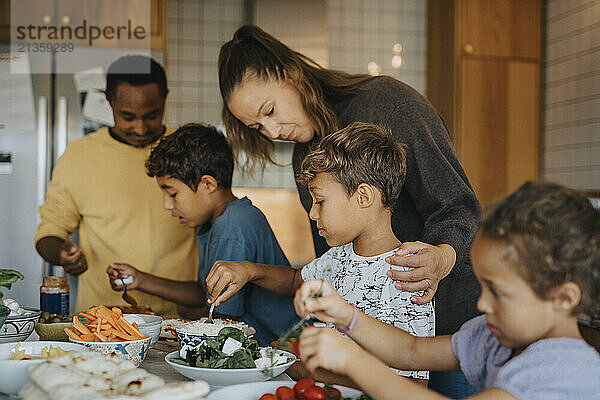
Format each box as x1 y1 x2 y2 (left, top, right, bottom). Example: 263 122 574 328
1 338 292 399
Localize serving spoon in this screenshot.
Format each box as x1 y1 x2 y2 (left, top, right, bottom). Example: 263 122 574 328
120 277 138 307
206 302 215 324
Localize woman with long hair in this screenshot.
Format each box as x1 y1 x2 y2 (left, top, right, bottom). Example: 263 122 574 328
216 24 480 397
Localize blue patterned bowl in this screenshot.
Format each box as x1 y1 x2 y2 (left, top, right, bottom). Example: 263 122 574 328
176 331 217 349
68 336 151 366
0 307 41 343
0 306 9 329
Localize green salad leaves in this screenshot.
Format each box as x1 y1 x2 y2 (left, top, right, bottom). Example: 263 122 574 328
0 269 24 305
172 327 261 369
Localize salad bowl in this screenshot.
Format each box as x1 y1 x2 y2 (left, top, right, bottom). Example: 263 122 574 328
164 349 296 386
0 307 41 343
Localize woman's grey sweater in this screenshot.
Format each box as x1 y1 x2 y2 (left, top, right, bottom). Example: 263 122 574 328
292 76 481 335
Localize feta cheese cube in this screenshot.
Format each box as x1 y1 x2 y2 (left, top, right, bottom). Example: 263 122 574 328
221 337 242 355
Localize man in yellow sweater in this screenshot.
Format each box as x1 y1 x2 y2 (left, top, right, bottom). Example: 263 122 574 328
34 56 197 315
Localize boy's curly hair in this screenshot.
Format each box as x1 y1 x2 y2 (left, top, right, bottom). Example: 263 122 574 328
480 181 600 319
298 122 406 209
146 123 234 190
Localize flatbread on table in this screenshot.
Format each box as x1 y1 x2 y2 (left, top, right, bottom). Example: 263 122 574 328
20 350 208 400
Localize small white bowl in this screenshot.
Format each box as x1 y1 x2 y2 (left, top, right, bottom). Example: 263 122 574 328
69 336 151 366
0 341 85 395
164 349 297 386
0 307 41 343
123 313 162 347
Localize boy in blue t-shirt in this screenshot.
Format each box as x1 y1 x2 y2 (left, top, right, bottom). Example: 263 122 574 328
106 123 296 344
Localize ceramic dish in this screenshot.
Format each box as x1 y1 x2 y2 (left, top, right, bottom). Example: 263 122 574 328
164 349 296 386
0 307 41 343
0 341 85 395
207 381 364 400
34 321 75 342
69 336 151 366
176 319 256 349
0 305 9 330
123 313 163 347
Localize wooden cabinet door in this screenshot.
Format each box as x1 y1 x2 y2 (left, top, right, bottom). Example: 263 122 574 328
0 0 57 44
459 58 539 204
55 0 150 49
459 0 541 59
0 0 9 43
150 0 166 51
1 0 165 50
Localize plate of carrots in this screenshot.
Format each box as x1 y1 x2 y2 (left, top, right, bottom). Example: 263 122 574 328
64 305 151 366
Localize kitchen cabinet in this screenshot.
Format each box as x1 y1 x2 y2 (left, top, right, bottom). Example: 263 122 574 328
0 0 167 52
459 0 541 59
232 188 316 267
427 0 542 204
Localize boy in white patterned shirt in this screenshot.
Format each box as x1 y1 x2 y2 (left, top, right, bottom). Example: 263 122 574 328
205 122 434 385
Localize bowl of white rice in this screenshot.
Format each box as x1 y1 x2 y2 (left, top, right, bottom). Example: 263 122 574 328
176 318 255 348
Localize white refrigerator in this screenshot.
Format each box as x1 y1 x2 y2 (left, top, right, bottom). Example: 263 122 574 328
0 47 162 312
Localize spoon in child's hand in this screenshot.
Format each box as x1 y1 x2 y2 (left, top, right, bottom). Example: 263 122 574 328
120 277 138 307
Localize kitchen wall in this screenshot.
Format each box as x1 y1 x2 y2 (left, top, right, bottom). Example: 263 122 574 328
542 0 600 190
164 0 427 190
163 0 427 265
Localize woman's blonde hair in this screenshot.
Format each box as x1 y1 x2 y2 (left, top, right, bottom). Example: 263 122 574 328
218 24 376 173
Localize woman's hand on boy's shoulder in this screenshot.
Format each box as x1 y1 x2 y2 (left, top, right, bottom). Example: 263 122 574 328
385 242 456 305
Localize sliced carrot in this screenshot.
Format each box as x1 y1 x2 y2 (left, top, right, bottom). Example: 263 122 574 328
117 317 143 338
97 309 119 330
79 312 96 321
73 316 91 335
64 327 82 340
113 329 138 341
80 333 96 341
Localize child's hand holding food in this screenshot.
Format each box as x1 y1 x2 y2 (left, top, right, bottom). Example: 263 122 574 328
299 326 361 375
294 279 354 331
107 263 142 291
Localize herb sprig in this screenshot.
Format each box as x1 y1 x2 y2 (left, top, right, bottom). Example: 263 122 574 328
0 269 24 305
275 279 325 350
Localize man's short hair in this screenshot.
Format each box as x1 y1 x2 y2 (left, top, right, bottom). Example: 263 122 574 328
298 122 407 209
106 55 168 102
146 123 234 190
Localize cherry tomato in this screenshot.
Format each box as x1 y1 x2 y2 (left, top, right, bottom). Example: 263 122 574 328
259 394 278 400
304 385 326 400
276 386 295 400
293 378 316 400
324 386 342 400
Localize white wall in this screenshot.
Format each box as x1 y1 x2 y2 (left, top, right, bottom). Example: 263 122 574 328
542 0 600 190
165 0 428 188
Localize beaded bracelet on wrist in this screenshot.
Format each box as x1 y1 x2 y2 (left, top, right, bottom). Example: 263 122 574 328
339 305 358 335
